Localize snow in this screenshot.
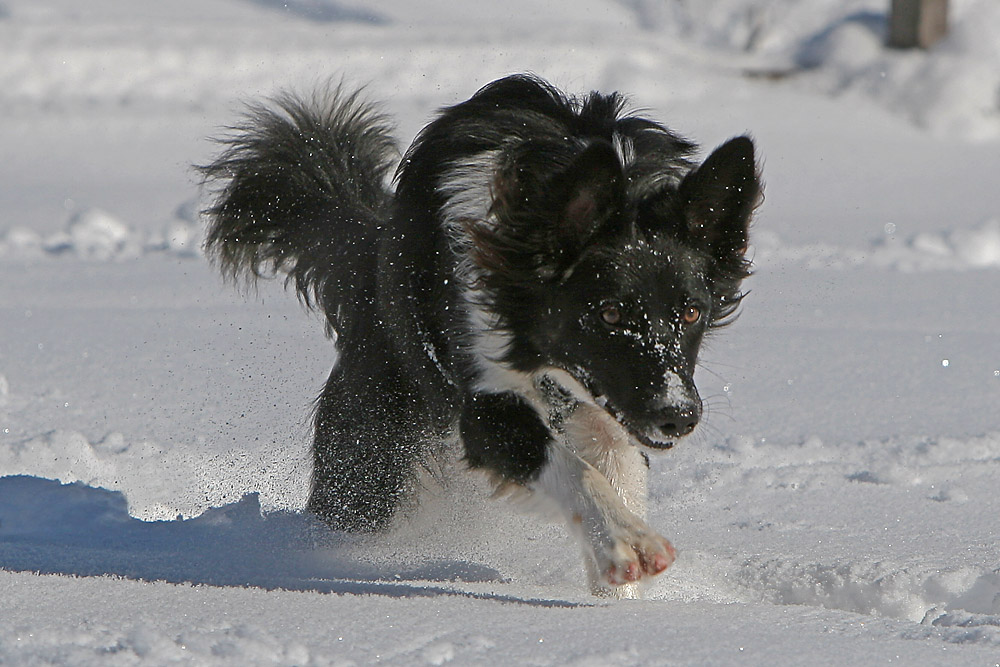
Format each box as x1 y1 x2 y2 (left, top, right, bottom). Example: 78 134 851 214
754 217 1000 271
2 0 1000 664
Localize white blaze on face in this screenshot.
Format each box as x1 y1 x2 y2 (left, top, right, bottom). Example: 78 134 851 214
661 369 696 408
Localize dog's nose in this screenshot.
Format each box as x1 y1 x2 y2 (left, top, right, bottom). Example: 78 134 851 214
658 406 700 437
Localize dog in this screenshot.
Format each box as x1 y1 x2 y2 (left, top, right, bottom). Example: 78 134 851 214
200 74 761 596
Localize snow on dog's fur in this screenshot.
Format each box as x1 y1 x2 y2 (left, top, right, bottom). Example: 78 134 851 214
200 74 761 597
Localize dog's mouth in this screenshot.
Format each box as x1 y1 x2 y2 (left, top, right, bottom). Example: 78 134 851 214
539 367 691 451
593 393 679 450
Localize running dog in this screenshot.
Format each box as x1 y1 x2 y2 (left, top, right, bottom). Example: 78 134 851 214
201 74 761 595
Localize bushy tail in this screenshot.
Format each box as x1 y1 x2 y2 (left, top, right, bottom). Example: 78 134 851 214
199 84 397 333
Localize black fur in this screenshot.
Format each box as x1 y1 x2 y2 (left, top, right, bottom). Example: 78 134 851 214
200 74 761 533
461 392 550 483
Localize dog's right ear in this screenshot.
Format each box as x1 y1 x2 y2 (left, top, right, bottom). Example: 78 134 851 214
475 139 624 285
548 140 625 269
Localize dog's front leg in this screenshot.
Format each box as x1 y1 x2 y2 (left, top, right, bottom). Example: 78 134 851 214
560 402 654 598
534 442 675 596
461 391 675 596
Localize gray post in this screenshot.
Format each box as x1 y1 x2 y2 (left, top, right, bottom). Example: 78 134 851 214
888 0 949 49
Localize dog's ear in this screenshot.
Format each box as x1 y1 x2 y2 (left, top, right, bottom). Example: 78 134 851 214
677 136 760 262
549 140 624 265
476 139 623 284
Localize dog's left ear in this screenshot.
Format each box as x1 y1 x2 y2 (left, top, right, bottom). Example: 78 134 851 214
677 136 760 262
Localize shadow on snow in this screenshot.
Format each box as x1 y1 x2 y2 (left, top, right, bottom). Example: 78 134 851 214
0 475 584 608
244 0 389 25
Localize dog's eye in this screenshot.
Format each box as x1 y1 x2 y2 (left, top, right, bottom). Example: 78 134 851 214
599 304 623 326
682 305 702 325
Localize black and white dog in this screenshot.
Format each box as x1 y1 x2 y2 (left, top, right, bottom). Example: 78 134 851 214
201 74 760 596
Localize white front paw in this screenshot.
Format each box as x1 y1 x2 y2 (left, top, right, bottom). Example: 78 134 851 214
594 521 676 586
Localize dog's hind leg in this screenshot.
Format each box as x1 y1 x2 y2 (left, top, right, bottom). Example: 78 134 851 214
307 357 428 532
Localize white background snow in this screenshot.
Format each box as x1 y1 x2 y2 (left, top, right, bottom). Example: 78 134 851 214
2 0 1000 664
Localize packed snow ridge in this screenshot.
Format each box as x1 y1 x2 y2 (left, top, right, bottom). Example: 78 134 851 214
754 217 1000 271
0 206 202 261
4 205 999 272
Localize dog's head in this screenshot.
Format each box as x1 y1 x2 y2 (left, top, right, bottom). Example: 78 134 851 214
470 132 761 449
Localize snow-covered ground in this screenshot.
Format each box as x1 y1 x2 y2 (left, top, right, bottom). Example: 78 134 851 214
2 0 1000 664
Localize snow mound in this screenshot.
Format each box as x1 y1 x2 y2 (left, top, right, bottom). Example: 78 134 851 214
57 208 133 259
791 5 1000 142
0 429 307 521
737 557 1000 627
0 206 203 261
0 475 555 601
0 430 201 520
657 0 1000 141
5 208 1000 273
755 218 1000 271
911 607 1000 646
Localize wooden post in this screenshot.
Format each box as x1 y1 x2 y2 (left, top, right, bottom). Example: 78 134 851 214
888 0 949 49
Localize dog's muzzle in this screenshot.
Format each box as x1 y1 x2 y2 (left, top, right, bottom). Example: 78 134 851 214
595 393 701 451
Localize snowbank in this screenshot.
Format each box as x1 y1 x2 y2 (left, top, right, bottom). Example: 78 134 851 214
646 0 1000 141
0 206 202 261
0 0 996 140
8 207 1000 274
754 217 1000 270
